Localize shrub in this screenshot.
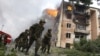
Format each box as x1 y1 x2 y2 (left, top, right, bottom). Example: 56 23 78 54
74 37 100 53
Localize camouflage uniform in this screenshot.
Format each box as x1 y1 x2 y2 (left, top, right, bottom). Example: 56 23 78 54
21 30 29 52
15 30 29 51
25 20 45 56
15 38 19 49
41 29 52 54
15 32 24 51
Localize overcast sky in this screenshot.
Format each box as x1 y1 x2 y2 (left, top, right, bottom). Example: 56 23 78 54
0 0 99 39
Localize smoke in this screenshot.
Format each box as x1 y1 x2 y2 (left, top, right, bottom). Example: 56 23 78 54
0 0 62 39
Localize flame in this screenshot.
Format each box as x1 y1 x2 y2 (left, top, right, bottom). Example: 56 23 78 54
67 6 73 11
46 9 58 17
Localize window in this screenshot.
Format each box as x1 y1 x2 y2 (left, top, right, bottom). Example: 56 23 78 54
67 23 71 28
66 33 71 38
75 34 86 38
75 35 79 38
76 24 86 30
66 43 70 48
66 13 72 19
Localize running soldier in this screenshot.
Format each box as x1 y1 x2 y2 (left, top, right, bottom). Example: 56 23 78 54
41 29 52 54
15 29 29 52
25 19 46 56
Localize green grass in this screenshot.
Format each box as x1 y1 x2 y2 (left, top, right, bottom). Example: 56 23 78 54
50 47 98 56
0 46 5 56
0 45 17 56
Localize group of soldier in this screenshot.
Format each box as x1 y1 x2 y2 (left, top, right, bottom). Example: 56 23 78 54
15 19 52 56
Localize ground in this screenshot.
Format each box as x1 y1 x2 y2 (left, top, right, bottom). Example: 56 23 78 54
0 42 98 56
1 42 66 56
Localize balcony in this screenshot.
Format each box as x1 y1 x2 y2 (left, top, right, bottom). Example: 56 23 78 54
74 4 88 15
73 11 90 19
74 29 90 34
73 10 86 15
73 19 90 26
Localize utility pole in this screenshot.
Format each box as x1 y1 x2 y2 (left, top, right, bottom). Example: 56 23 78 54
1 25 4 31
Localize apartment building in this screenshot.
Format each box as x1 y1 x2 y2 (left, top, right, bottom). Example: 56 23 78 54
56 1 100 48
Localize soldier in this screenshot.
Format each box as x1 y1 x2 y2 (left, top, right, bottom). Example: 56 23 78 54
15 38 19 49
21 29 29 52
15 32 24 51
3 34 7 46
41 29 52 54
18 37 23 51
15 29 29 52
0 34 2 46
25 19 46 56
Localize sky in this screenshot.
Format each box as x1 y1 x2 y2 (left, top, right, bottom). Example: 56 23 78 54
0 0 99 39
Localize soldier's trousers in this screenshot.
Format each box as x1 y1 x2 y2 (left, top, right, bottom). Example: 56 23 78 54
26 37 41 55
35 38 41 55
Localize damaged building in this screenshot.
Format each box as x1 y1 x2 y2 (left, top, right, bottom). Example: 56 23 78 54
55 1 100 48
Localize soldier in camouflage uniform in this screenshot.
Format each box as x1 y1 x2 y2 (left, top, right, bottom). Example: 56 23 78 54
15 29 29 51
41 29 52 54
15 38 19 49
25 19 45 56
15 31 24 51
15 36 22 50
21 29 29 52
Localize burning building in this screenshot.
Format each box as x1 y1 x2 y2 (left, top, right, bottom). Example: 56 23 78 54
55 1 100 48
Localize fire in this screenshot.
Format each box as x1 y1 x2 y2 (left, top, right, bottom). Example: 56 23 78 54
46 9 58 17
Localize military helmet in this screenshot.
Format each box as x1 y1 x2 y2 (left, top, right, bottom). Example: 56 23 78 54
48 29 52 32
39 19 46 23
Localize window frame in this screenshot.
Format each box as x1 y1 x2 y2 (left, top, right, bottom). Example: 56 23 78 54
66 33 71 38
67 23 71 28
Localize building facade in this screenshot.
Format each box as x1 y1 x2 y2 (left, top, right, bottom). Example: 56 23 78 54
56 1 100 48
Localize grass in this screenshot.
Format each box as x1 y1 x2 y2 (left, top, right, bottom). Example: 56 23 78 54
50 47 98 56
0 46 5 56
0 45 99 56
0 45 17 56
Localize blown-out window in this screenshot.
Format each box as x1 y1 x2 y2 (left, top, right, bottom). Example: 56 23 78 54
67 23 71 28
66 43 70 48
66 33 71 38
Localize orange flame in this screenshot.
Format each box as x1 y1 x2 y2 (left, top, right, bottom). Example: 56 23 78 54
46 9 58 17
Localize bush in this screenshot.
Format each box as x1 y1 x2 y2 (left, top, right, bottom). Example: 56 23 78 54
74 38 87 50
74 37 100 53
81 41 99 53
58 49 92 56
